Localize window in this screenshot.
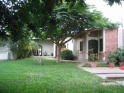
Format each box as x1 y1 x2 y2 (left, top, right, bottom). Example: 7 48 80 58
80 41 83 51
99 39 103 51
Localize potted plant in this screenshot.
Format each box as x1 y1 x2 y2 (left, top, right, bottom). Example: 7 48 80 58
107 51 118 68
88 49 98 68
117 48 124 67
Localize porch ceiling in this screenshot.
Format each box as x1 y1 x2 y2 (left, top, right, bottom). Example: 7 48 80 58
75 29 101 38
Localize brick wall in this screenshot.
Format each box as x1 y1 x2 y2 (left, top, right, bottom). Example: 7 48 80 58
105 28 118 52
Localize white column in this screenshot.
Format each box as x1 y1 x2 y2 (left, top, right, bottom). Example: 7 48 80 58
73 39 77 56
103 29 106 60
86 32 89 60
118 27 123 48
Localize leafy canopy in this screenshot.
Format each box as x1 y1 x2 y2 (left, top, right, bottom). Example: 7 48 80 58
0 0 122 41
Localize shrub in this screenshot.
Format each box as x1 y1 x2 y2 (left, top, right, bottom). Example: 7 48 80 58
89 53 98 62
61 49 75 60
117 48 124 62
115 48 124 65
10 40 32 59
88 48 98 62
107 51 118 63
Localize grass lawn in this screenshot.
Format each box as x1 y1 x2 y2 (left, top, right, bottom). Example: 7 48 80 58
83 62 119 67
0 58 123 93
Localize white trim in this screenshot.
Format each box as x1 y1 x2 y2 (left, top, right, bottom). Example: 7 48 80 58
73 39 77 56
103 29 106 60
88 37 99 59
86 32 88 59
118 27 123 48
88 37 99 41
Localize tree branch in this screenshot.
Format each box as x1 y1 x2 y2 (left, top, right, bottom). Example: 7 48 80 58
50 36 56 44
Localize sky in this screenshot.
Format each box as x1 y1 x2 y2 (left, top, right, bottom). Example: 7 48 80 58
85 0 124 25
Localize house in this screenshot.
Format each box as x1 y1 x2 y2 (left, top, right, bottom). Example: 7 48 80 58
75 27 124 62
33 38 74 57
0 38 73 60
35 27 123 63
33 39 54 56
0 27 124 62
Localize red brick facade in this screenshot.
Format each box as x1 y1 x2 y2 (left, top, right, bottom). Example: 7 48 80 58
77 28 119 62
105 28 118 52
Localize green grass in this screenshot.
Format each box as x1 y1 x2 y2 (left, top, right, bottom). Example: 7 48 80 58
83 62 119 67
0 58 123 93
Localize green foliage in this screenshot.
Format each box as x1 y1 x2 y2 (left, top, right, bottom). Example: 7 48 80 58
117 48 124 62
0 0 122 41
30 41 39 51
89 53 98 62
10 40 32 59
105 21 120 29
0 1 10 40
104 0 122 6
107 51 118 63
61 49 75 60
88 49 98 62
87 5 120 29
67 0 86 12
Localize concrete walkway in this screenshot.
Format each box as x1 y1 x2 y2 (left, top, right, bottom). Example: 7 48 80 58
78 63 124 86
78 63 124 79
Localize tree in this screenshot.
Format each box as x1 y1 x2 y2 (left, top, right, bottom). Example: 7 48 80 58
103 0 122 6
0 1 10 40
0 0 121 61
0 0 32 42
0 0 122 40
35 5 119 62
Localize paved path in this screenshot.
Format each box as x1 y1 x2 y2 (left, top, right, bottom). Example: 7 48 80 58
78 63 124 79
82 67 124 79
78 63 124 86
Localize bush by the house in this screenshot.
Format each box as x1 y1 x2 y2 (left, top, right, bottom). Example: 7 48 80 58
61 49 75 60
10 40 32 59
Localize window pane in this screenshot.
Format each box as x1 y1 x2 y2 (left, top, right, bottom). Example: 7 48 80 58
100 39 103 51
80 41 83 51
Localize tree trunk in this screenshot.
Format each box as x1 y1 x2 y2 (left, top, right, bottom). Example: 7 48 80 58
56 44 62 63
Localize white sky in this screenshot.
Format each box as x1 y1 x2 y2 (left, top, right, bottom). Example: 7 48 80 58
85 0 124 24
